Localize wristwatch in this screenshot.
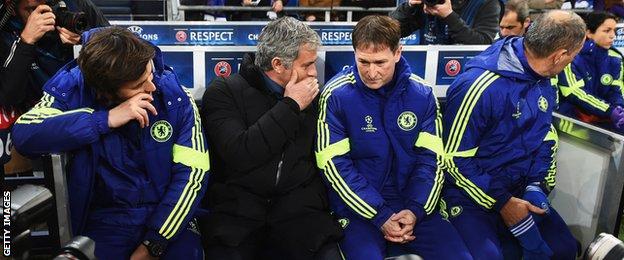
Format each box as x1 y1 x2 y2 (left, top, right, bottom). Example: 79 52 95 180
142 239 166 257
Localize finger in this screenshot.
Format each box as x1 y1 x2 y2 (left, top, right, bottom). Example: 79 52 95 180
312 86 320 98
397 224 414 235
404 235 416 242
57 27 80 37
41 11 56 20
390 214 402 221
312 78 319 88
135 93 154 102
384 235 405 243
57 27 72 37
141 101 158 116
527 203 546 215
133 110 145 128
398 217 414 226
423 6 431 14
138 108 150 127
41 25 55 33
35 4 53 13
42 17 56 26
287 69 299 87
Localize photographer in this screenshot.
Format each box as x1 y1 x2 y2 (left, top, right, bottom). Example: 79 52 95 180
390 0 500 45
0 0 107 175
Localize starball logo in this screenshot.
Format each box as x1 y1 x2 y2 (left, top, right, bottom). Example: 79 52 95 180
127 26 159 41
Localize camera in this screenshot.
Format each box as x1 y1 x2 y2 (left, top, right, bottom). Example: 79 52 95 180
45 0 88 34
423 0 445 6
585 233 624 260
53 236 96 260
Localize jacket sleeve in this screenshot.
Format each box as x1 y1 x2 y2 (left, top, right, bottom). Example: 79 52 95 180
558 63 613 117
200 76 302 172
390 2 425 38
526 125 558 194
144 90 210 243
0 38 38 107
12 91 111 156
445 0 500 44
603 52 624 108
443 71 512 211
316 91 394 229
403 90 444 221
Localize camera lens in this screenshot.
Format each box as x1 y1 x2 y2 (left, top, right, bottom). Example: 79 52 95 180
586 233 624 260
55 10 87 34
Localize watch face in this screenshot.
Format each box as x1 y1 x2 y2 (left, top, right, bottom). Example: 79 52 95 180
144 240 166 257
151 243 165 257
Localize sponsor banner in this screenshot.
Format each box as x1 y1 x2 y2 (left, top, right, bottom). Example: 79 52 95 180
205 52 246 86
436 51 481 86
324 51 427 84
162 52 194 88
118 23 419 46
615 26 624 48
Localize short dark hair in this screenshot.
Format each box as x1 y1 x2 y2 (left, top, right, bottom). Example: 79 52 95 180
583 11 617 33
77 26 155 101
505 0 529 23
352 15 401 53
524 11 586 58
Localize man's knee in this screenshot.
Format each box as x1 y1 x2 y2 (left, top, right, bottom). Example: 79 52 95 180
548 234 578 260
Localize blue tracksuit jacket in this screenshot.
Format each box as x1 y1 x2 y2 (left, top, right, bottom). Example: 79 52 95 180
315 57 443 228
12 29 210 244
556 39 624 118
443 37 558 211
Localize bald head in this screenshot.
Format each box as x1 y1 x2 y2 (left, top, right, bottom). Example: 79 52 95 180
524 10 586 58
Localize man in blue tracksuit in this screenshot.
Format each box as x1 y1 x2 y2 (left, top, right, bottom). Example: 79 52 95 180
556 12 624 132
316 15 471 259
12 27 209 259
442 11 585 259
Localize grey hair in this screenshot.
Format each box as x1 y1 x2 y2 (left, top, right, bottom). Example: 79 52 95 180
505 0 529 23
255 16 321 71
524 10 586 58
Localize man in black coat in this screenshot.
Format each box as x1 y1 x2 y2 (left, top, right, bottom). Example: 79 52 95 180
390 0 500 44
199 16 343 259
0 0 108 175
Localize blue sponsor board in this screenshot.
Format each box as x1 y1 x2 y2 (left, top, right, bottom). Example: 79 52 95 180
205 52 246 86
616 27 624 48
119 23 419 46
324 51 427 84
436 51 480 85
162 52 194 88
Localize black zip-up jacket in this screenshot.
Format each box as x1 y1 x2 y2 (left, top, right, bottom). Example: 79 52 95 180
390 0 499 44
199 53 342 254
201 53 320 197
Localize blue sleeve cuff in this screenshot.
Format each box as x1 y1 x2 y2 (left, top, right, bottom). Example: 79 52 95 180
90 110 111 135
493 192 512 212
371 205 395 229
407 205 426 223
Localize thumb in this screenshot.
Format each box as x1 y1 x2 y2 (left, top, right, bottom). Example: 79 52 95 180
527 203 546 215
286 69 298 88
391 213 402 221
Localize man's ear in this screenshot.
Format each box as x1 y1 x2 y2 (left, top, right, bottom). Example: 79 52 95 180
523 18 531 30
552 49 568 65
394 44 403 63
271 57 283 73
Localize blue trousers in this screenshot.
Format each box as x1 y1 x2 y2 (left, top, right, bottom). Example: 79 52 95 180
82 210 203 260
336 205 472 260
445 191 578 260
